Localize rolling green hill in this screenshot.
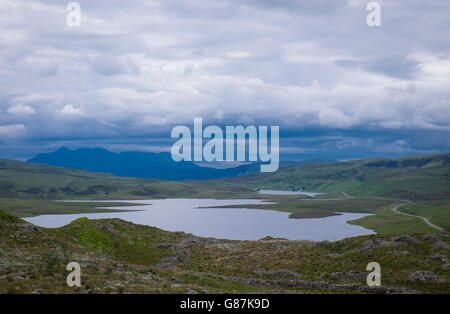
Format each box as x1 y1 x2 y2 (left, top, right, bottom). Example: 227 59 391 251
224 153 450 201
0 154 449 293
0 153 449 232
0 158 254 217
1 210 449 294
0 158 256 200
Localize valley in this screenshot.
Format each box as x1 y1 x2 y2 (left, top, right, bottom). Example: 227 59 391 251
0 153 449 293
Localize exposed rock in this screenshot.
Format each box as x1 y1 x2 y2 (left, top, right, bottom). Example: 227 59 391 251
423 234 439 243
408 271 440 282
330 270 365 280
177 249 190 257
392 235 418 245
389 250 409 256
232 276 413 294
179 237 202 248
442 264 450 270
20 223 41 233
254 269 299 278
429 254 447 263
359 239 395 252
433 240 450 252
313 241 330 248
157 243 174 249
158 253 187 266
156 261 177 268
0 266 13 274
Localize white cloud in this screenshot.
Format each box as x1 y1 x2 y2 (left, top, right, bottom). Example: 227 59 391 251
319 108 352 128
60 105 84 116
7 104 36 115
0 0 449 157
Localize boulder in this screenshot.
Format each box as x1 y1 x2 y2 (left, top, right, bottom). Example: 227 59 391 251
408 271 439 282
392 235 418 245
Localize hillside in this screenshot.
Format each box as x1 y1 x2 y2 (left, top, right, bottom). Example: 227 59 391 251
1 210 449 294
1 152 449 232
0 158 254 201
224 153 450 201
0 158 256 217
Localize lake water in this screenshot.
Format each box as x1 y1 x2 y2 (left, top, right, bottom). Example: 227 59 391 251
258 189 325 197
24 198 375 241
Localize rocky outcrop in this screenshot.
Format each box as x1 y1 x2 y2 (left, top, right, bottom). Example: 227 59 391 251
254 269 299 278
329 270 365 280
408 271 440 282
392 235 418 245
231 277 413 294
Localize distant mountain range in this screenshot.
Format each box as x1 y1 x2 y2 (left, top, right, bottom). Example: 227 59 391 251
28 147 302 181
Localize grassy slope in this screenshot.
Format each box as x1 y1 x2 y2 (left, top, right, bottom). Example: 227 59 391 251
0 158 260 200
213 153 450 232
399 200 450 231
222 153 450 200
1 211 448 294
0 153 449 231
0 199 146 218
347 207 437 234
0 158 256 217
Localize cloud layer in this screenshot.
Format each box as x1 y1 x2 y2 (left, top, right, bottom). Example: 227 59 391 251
1 0 450 159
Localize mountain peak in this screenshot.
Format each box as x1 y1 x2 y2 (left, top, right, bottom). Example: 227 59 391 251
27 147 260 181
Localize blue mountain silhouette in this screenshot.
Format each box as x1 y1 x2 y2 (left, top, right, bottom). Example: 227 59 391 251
28 147 262 181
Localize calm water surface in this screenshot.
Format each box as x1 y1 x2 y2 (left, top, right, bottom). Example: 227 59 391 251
24 198 374 241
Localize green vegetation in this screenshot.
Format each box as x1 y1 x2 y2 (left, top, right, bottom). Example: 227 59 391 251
0 158 255 201
0 198 145 218
348 207 437 234
223 153 450 200
0 152 449 294
0 153 449 233
399 200 450 231
0 210 448 294
206 195 393 217
211 153 450 232
0 158 256 217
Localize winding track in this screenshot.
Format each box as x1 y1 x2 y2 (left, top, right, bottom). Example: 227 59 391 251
341 192 443 231
391 203 443 231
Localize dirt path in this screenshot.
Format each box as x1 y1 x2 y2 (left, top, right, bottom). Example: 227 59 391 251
391 203 443 231
341 192 354 199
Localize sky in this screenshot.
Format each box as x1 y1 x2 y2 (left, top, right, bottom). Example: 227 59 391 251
0 0 450 161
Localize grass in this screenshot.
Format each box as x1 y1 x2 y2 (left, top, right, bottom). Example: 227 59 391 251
205 195 394 217
0 198 145 218
220 153 450 201
0 153 449 293
0 158 255 200
0 152 449 233
1 210 449 294
348 206 438 234
399 200 450 231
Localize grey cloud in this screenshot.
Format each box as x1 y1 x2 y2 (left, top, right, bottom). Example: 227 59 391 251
246 0 343 15
88 55 128 76
335 55 420 79
361 55 420 79
0 0 449 159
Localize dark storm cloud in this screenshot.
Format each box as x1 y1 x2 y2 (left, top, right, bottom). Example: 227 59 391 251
0 0 449 159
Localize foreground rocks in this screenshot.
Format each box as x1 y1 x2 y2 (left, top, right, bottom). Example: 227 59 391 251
1 211 449 294
231 277 415 294
409 271 440 282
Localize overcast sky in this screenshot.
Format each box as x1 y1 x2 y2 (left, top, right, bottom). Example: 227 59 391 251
1 0 450 160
